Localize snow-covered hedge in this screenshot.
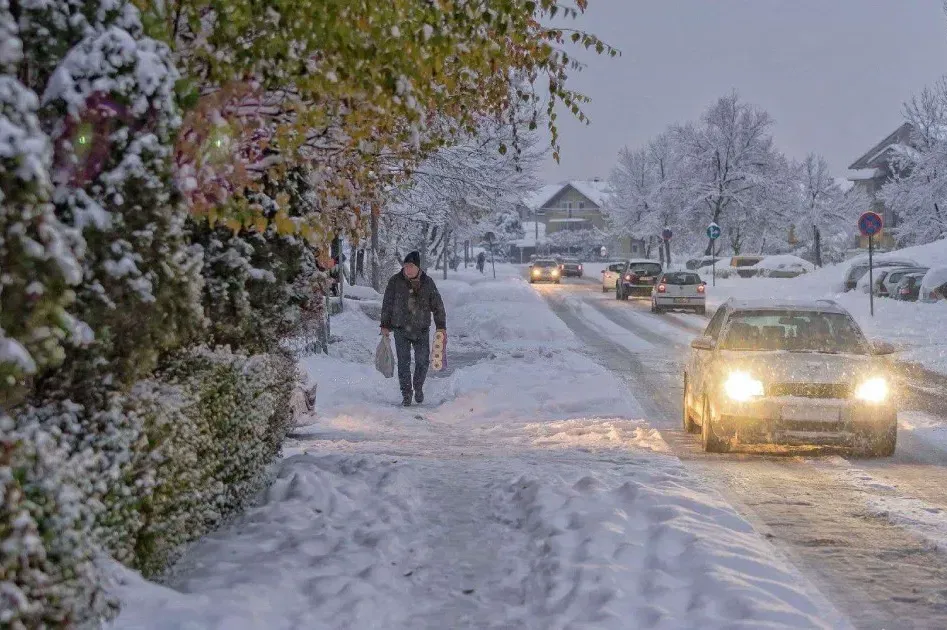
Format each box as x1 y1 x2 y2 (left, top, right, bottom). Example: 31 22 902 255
1 347 295 626
0 0 321 625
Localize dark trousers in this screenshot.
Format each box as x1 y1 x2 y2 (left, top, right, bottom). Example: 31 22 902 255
393 330 430 397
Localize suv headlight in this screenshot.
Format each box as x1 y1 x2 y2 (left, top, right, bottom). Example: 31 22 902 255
854 377 888 403
724 371 764 402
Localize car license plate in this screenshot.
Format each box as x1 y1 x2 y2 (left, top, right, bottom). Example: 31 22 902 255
674 298 688 304
781 406 839 422
640 276 653 282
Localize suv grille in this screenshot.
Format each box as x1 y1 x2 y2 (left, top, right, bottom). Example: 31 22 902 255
767 383 851 399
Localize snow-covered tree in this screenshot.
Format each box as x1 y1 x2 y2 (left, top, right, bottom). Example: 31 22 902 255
673 92 786 255
381 111 542 276
882 79 947 246
795 153 863 266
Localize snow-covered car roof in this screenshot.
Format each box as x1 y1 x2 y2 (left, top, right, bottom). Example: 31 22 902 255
921 266 947 291
624 259 662 265
846 255 919 268
749 255 815 271
723 298 849 315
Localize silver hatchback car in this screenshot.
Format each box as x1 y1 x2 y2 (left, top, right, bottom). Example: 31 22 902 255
683 299 897 455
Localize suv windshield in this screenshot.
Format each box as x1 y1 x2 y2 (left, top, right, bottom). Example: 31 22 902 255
628 262 662 276
662 272 702 285
534 260 558 268
720 310 869 354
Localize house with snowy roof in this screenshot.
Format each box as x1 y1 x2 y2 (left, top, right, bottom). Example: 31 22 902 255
847 122 914 250
514 179 645 259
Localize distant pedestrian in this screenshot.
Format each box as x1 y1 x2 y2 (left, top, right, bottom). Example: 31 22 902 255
380 251 447 406
476 251 486 274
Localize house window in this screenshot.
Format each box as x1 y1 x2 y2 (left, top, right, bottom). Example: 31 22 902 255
578 201 585 210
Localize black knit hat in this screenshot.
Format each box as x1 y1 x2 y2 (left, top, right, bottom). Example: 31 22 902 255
403 251 421 266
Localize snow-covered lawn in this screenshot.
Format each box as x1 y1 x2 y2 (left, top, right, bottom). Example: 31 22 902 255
110 264 847 629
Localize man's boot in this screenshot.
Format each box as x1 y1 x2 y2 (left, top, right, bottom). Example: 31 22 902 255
402 392 413 406
415 389 424 404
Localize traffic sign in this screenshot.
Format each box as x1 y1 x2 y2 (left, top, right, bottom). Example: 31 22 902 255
600 246 607 258
707 223 721 240
858 211 883 237
662 228 673 241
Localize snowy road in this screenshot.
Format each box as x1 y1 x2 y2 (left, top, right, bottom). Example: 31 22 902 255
535 277 947 630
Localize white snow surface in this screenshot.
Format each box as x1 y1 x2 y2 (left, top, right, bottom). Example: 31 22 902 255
111 265 846 629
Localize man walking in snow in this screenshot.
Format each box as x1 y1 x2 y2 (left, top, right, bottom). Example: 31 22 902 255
476 251 486 274
380 251 447 406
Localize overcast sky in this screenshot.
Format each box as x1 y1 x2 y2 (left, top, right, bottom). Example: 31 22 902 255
541 0 947 183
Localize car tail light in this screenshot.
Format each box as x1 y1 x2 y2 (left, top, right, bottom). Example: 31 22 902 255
578 265 582 271
657 284 666 293
900 288 910 295
697 284 705 293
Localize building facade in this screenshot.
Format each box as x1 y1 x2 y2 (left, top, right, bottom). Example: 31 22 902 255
518 179 646 257
847 122 914 250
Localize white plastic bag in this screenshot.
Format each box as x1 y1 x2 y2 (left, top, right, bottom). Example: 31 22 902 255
375 335 395 378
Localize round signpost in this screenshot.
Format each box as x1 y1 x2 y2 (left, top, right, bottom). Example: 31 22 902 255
858 211 883 317
600 246 607 258
707 223 721 286
662 228 673 241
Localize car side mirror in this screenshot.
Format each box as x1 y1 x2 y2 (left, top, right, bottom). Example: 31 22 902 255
690 336 715 351
871 340 896 356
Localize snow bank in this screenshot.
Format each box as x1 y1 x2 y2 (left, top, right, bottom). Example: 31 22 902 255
495 461 845 629
450 276 580 351
343 280 382 301
110 454 420 630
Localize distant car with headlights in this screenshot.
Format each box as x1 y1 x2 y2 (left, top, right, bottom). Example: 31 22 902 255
616 259 663 300
683 299 897 455
651 271 706 314
529 258 561 284
559 257 583 277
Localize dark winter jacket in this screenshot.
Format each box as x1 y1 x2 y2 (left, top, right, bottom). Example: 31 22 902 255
381 271 446 337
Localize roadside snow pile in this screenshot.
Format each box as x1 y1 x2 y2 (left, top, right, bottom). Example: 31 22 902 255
343 280 382 301
495 460 843 629
451 276 579 350
110 454 420 630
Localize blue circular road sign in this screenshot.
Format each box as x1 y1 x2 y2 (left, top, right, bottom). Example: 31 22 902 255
706 223 721 240
858 211 883 237
662 228 673 240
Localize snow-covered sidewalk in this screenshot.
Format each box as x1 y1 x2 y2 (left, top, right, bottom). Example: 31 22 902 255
110 266 848 629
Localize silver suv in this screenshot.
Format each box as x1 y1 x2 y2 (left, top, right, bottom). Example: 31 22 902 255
683 299 897 455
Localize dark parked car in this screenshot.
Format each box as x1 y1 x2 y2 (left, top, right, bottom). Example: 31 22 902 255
894 272 926 302
616 260 663 299
559 257 583 278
